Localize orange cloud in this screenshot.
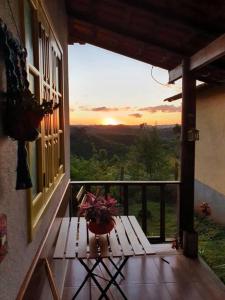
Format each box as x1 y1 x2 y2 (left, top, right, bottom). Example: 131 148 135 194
129 113 142 118
78 106 131 111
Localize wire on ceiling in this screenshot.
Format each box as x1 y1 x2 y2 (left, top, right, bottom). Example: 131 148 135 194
150 65 172 87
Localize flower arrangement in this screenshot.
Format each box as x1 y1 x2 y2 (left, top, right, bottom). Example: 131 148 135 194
79 192 117 225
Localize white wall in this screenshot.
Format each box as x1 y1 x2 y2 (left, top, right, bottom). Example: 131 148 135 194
195 85 225 223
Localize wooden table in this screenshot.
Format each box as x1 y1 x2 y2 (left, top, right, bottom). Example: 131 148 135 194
53 216 155 299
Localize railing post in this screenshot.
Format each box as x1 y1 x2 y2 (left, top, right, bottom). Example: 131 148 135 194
160 184 165 242
142 185 147 234
123 184 128 215
85 184 91 193
104 184 110 198
69 182 72 219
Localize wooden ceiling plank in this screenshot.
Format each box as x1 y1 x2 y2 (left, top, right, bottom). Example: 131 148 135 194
69 32 173 69
68 15 185 57
67 0 219 38
111 0 223 36
169 33 225 82
69 18 182 65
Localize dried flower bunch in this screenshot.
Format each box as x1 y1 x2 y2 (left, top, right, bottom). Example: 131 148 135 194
79 192 117 225
17 90 59 116
199 202 211 217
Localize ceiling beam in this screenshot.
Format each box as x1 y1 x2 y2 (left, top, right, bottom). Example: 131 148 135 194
169 33 225 82
163 83 208 102
70 34 157 67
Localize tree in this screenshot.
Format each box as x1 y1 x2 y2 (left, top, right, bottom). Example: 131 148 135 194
70 148 122 181
125 126 173 180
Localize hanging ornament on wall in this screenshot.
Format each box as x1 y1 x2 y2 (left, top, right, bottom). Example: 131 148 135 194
0 19 59 190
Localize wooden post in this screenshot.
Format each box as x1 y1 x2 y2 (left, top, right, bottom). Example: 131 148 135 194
123 185 128 215
180 58 196 249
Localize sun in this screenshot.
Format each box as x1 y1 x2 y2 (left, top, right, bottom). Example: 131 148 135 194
102 117 119 125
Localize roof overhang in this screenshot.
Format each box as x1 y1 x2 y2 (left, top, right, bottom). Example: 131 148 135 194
66 0 225 84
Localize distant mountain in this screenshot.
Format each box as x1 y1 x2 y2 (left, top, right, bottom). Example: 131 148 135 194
70 124 177 158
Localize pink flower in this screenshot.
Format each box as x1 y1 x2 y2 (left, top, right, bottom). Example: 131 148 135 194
86 192 96 204
78 192 117 224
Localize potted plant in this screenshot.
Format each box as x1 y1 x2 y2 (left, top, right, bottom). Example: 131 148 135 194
79 192 117 235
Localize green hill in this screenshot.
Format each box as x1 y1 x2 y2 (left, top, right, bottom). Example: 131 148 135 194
70 124 178 159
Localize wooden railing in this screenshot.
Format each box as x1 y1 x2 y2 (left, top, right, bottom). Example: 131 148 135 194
70 181 180 243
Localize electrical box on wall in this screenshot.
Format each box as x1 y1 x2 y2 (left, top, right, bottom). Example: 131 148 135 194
0 214 7 263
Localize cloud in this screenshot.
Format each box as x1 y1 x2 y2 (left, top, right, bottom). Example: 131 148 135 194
129 113 143 118
92 106 119 112
78 106 131 112
76 104 181 114
138 105 181 113
78 106 90 111
70 108 75 112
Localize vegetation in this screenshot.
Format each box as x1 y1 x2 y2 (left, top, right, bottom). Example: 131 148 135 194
70 124 180 181
71 148 121 180
125 126 174 180
196 216 225 284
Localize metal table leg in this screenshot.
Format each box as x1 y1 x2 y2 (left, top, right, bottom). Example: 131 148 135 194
72 256 129 300
99 257 129 300
72 258 109 300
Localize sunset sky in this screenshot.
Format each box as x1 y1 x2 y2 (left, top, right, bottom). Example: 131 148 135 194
69 44 182 125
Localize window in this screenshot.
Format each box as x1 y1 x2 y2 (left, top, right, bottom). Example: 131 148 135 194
24 0 65 240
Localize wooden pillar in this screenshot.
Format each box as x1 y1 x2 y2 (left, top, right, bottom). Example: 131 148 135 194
180 58 196 240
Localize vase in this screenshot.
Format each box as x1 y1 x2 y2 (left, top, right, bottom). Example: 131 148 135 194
88 219 114 235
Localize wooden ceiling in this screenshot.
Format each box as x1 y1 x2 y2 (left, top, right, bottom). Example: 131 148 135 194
66 0 225 83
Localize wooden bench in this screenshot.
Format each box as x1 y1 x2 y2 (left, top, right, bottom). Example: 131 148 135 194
53 215 155 299
75 185 86 205
70 185 87 217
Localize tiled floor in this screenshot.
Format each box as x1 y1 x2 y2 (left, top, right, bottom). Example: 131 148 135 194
62 244 225 300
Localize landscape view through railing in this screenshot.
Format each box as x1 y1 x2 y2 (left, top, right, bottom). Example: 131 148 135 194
70 123 181 240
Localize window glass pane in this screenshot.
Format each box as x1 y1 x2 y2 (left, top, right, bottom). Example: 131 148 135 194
56 58 59 92
30 141 38 197
29 72 35 92
29 73 39 197
24 0 34 65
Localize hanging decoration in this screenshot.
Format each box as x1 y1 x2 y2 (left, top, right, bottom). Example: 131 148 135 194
0 18 58 190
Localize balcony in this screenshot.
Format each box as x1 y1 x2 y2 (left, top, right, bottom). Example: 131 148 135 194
64 181 225 300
